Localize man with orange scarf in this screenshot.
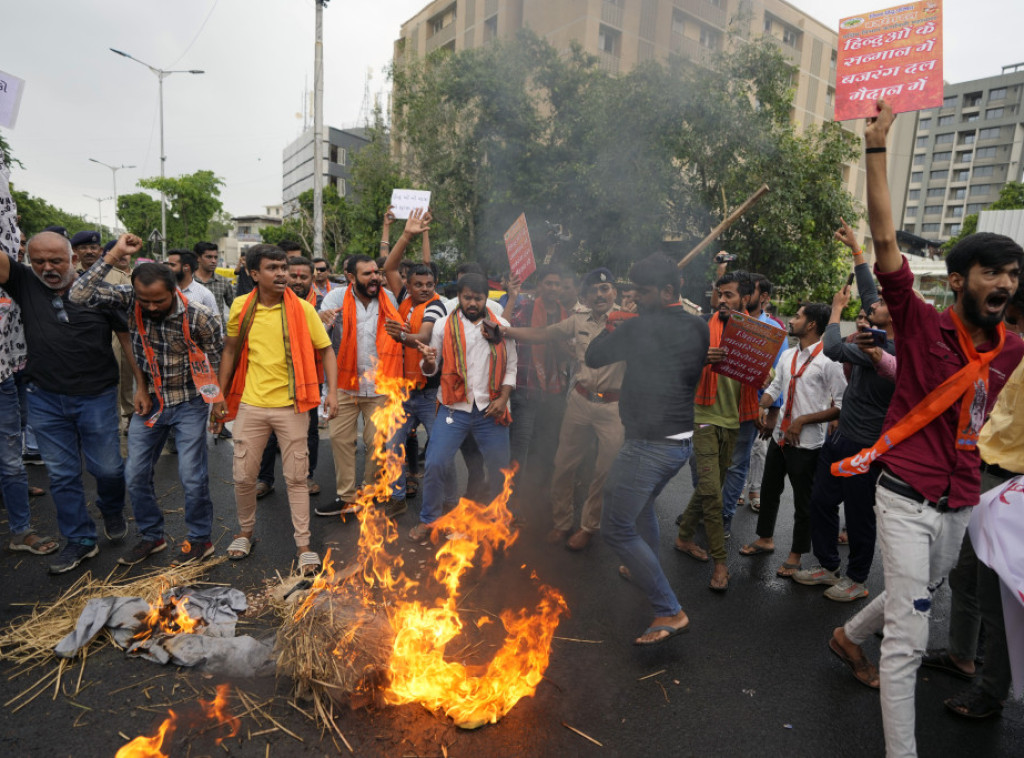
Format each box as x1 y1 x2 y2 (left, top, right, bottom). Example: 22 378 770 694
318 254 405 519
411 273 517 543
674 272 760 593
212 245 338 576
827 101 1023 757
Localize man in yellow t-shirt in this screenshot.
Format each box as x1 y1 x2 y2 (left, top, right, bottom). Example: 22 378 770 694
213 245 338 575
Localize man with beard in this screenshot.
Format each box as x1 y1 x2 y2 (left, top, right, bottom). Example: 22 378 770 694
739 303 846 580
499 268 625 551
674 272 762 592
317 254 405 518
411 273 517 543
827 101 1022 756
213 245 338 575
0 231 129 573
193 242 234 318
255 256 325 498
166 250 219 321
584 253 708 645
70 235 223 566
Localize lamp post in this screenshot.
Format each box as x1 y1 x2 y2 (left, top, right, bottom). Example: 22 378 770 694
88 158 135 233
312 0 329 258
110 48 204 258
83 194 112 234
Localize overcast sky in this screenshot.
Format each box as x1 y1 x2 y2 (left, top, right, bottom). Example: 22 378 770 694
4 0 1022 229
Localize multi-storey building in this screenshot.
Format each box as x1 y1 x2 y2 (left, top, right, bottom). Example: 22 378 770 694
282 126 372 215
395 0 870 250
895 62 1024 242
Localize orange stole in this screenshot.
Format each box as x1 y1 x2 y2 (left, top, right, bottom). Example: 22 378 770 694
695 314 760 422
399 294 440 389
440 308 511 424
336 287 404 391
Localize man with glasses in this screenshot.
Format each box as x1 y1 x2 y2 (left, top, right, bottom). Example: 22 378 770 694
0 231 130 574
312 257 334 299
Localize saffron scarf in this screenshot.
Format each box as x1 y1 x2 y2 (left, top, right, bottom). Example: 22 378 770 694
337 285 404 391
134 291 223 427
399 293 440 389
224 288 321 421
530 298 567 393
832 310 1005 477
440 308 511 425
695 313 760 422
777 341 824 447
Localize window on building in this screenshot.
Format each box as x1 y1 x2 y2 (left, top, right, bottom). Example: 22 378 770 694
942 94 957 107
913 154 925 165
933 151 951 162
938 114 954 125
966 203 986 213
946 223 962 236
950 206 964 218
963 92 983 107
906 206 917 218
700 26 720 50
960 131 976 145
826 87 834 107
672 11 686 36
935 132 954 144
598 25 621 55
970 184 992 196
973 164 998 177
782 26 799 48
924 205 943 215
957 151 972 163
911 171 923 183
930 170 948 181
989 87 1007 100
918 117 931 130
829 49 837 72
952 169 970 182
950 188 966 200
916 136 928 148
975 146 998 159
927 188 945 198
986 107 1004 119
978 127 1001 140
963 112 980 123
921 223 940 233
908 189 920 201
764 15 772 33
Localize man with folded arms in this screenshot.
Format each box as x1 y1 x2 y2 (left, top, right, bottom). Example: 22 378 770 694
213 245 338 576
828 101 1022 757
71 234 224 566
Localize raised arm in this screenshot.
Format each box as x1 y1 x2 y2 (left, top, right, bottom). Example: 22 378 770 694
69 233 142 308
864 101 901 273
835 218 879 311
383 207 430 297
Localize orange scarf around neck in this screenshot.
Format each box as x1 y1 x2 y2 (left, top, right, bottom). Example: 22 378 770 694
696 314 760 422
833 309 1005 477
530 297 567 393
224 288 321 421
400 294 440 389
440 308 511 424
337 285 404 391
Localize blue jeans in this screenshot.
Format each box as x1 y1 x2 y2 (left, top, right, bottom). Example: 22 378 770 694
126 394 213 543
420 405 510 524
602 438 692 618
15 371 38 454
0 376 31 535
25 383 125 543
394 387 456 504
720 420 757 524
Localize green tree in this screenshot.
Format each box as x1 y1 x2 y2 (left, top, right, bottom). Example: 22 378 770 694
943 181 1024 251
260 185 350 262
118 169 225 251
10 187 97 236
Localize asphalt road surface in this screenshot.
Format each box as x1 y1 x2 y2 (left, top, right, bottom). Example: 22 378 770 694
2 430 1021 757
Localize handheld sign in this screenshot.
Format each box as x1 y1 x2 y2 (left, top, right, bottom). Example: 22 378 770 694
712 311 788 388
834 0 943 121
389 189 431 220
503 213 537 283
0 70 25 129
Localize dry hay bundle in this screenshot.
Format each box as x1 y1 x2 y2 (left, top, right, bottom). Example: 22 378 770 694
275 580 394 712
0 558 227 675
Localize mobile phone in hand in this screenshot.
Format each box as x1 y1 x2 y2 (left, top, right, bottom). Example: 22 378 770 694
480 321 502 343
846 272 855 287
866 328 887 346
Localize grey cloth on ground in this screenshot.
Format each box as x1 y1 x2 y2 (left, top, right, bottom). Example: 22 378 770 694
54 587 274 677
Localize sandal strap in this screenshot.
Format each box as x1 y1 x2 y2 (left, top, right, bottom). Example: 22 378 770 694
228 537 251 553
298 551 320 566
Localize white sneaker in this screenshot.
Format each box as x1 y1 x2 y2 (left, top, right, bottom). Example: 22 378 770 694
824 576 869 602
792 565 840 586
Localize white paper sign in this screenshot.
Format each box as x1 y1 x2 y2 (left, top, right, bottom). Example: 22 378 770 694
389 188 431 220
0 70 25 129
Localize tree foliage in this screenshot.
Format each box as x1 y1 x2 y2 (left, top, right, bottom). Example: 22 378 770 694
118 170 224 251
943 181 1024 251
10 187 97 237
391 29 860 301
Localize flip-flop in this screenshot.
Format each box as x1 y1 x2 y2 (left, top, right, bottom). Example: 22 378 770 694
635 623 690 646
922 650 974 681
776 561 801 578
739 543 775 556
829 637 880 689
673 541 709 562
709 571 731 593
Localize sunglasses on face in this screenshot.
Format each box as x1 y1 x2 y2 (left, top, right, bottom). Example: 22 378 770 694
315 267 328 273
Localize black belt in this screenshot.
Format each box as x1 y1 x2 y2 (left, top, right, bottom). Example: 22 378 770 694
980 460 1018 482
877 470 951 512
574 383 620 403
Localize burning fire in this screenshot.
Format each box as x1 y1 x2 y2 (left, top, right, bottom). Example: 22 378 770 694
116 684 238 757
307 372 568 729
133 593 203 640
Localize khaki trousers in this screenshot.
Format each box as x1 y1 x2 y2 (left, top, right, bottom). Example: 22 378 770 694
329 392 385 502
233 403 311 547
549 391 625 533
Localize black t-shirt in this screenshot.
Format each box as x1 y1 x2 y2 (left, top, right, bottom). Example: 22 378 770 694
4 262 127 396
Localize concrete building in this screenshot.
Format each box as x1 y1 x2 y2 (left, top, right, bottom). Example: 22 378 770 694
282 126 372 214
895 63 1024 242
216 205 283 266
395 0 870 249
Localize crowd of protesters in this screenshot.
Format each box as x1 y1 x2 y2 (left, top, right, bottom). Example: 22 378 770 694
1 100 1022 756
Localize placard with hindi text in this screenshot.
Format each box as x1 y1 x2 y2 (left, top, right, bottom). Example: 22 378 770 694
711 311 788 388
503 213 537 283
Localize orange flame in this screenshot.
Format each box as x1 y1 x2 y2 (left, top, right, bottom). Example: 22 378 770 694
200 684 241 745
115 685 238 757
115 711 176 758
133 594 202 640
307 367 569 729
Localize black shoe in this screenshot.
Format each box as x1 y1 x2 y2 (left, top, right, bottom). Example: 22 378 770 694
22 452 44 466
218 428 233 440
117 538 167 566
102 512 128 543
49 541 99 574
384 499 408 520
170 540 215 567
314 497 349 517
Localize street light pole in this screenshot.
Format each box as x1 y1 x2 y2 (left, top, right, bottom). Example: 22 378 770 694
312 0 329 258
88 158 136 233
83 194 111 234
110 48 204 258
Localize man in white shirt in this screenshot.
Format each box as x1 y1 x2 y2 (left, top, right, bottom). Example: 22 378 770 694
740 302 847 578
166 250 219 323
411 274 517 542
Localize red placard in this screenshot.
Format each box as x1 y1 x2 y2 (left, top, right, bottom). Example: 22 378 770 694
711 311 788 388
834 1 943 122
503 213 537 283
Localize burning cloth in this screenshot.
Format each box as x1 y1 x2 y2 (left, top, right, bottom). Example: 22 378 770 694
54 587 275 677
